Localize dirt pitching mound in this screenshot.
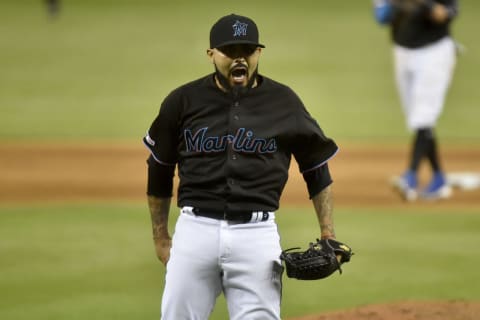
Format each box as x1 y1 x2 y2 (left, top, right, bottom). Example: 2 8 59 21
288 300 480 320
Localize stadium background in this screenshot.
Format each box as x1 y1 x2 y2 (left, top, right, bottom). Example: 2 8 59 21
1 0 479 319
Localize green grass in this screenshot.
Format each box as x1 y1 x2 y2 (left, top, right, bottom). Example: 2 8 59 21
1 0 480 142
0 204 162 320
1 204 479 319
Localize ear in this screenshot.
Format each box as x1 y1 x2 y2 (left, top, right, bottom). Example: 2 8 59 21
206 49 214 63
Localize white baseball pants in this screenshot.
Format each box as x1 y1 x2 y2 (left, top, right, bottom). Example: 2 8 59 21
393 36 456 131
160 207 283 320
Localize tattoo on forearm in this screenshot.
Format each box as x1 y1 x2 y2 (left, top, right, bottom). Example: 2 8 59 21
313 186 336 238
148 196 171 239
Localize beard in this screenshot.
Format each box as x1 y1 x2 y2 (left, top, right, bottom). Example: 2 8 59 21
214 65 259 97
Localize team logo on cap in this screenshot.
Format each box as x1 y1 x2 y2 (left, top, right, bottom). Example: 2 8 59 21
232 20 248 37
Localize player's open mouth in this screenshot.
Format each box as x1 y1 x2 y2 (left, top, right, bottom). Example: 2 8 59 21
230 67 248 83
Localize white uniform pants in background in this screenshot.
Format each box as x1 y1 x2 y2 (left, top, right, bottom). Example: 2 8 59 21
393 36 456 131
160 207 283 320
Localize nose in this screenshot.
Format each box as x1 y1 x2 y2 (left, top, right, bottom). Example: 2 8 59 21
229 48 245 59
234 57 246 64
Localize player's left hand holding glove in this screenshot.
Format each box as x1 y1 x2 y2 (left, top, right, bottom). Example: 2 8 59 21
280 238 353 280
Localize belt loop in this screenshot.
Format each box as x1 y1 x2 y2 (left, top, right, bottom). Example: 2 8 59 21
261 212 269 221
182 206 194 216
249 211 270 223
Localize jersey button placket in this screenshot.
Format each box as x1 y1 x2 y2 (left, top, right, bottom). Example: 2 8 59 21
233 101 240 122
226 99 240 204
230 101 240 160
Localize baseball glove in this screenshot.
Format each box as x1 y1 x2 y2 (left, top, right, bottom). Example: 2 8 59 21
280 238 353 280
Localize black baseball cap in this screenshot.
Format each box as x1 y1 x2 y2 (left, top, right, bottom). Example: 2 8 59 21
210 14 265 49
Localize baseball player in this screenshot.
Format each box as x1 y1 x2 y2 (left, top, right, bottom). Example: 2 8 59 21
373 0 459 201
143 13 339 319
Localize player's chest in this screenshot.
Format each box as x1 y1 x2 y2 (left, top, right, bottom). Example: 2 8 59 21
181 102 291 146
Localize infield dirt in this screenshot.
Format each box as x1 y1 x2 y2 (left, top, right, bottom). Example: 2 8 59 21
1 142 479 208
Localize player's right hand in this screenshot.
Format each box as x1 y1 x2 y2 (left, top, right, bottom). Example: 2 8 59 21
154 237 172 266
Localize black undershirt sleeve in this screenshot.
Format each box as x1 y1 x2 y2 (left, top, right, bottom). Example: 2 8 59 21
302 163 333 199
146 155 175 198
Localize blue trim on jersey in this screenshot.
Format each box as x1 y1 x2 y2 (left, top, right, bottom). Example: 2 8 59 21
142 138 176 166
301 148 339 174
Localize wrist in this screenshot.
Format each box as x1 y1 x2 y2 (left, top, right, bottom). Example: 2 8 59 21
321 232 336 240
153 234 171 241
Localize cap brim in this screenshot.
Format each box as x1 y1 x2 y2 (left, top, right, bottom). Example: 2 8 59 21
213 40 265 49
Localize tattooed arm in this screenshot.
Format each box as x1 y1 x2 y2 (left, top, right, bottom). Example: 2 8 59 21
312 185 343 262
147 195 172 265
311 185 335 240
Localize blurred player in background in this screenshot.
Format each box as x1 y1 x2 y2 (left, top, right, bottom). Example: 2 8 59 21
373 0 459 201
45 0 61 20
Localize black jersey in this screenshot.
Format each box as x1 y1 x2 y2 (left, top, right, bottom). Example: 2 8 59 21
391 0 458 48
143 74 338 213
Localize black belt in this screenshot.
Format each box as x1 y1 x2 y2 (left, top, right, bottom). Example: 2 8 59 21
192 207 270 223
